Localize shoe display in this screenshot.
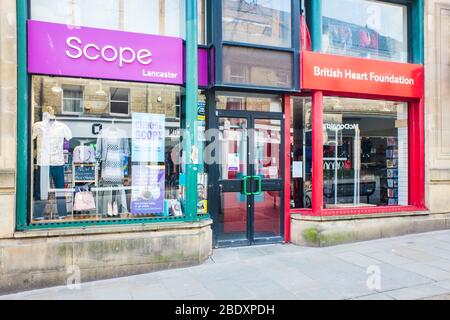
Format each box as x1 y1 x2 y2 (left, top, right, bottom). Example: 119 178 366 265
107 202 113 217
113 202 118 216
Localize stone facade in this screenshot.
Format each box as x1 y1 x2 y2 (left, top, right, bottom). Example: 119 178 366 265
424 0 450 213
0 0 17 239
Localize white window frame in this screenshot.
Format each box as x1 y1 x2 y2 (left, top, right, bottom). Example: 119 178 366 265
61 85 84 115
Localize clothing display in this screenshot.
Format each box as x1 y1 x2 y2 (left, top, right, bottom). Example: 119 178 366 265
95 126 130 216
96 126 129 183
33 165 67 218
32 116 72 166
97 183 129 216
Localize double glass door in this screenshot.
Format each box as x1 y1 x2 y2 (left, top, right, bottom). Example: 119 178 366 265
211 111 284 247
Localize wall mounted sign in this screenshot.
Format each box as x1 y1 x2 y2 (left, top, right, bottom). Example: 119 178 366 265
301 51 424 98
28 20 185 85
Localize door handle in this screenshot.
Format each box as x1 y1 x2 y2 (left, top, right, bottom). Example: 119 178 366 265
242 176 252 196
252 175 262 195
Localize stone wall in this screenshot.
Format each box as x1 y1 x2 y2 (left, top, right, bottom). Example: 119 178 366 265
425 0 450 213
0 0 17 239
0 220 213 294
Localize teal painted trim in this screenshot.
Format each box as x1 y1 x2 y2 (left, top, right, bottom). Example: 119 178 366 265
24 216 211 230
305 0 322 52
411 0 424 64
184 0 199 221
16 0 29 230
16 0 201 230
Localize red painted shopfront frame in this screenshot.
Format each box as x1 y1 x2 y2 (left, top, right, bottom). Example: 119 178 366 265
283 55 426 243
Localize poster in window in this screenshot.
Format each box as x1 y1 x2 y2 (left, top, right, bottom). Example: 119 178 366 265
130 165 165 215
132 113 165 162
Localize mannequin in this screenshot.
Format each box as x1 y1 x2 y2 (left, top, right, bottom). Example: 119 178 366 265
32 106 72 219
96 122 129 217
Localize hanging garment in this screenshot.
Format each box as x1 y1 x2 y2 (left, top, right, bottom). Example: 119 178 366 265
96 126 129 183
33 120 72 166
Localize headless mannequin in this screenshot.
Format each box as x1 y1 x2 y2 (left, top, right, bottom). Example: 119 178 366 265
33 106 72 220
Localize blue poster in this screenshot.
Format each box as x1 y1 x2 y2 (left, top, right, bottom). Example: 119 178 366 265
132 113 165 162
131 165 165 215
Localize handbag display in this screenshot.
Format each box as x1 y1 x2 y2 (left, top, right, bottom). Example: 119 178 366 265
73 145 96 163
73 185 96 212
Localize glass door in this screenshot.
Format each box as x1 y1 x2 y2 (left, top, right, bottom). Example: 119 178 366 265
212 113 284 247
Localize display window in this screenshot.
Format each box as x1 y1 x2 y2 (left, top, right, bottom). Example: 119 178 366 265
222 46 294 88
30 75 185 222
30 0 207 44
322 97 408 208
222 0 292 48
290 96 312 209
321 0 408 63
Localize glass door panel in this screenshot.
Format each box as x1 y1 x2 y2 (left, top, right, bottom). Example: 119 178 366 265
254 119 282 179
218 117 247 180
253 191 281 239
217 192 248 242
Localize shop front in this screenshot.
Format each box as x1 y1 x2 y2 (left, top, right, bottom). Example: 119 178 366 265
205 0 299 247
0 0 213 294
1 0 436 293
288 0 426 246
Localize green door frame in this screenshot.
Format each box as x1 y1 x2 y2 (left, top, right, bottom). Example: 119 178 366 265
16 0 202 230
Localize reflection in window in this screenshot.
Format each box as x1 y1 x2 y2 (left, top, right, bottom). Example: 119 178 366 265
290 97 312 209
110 88 130 115
62 85 84 114
216 92 282 112
322 0 408 62
222 0 292 48
30 75 185 222
31 0 188 39
322 97 408 208
222 46 293 88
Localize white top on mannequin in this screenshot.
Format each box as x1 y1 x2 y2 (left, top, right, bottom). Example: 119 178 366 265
33 112 73 166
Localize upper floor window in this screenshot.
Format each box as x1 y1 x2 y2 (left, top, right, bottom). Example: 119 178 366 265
30 0 186 39
62 85 84 114
321 0 408 63
222 0 292 48
110 88 130 116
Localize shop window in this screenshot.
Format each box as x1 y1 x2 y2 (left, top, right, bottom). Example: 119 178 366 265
222 46 293 88
322 97 408 208
198 0 207 45
321 0 408 63
290 96 312 209
30 0 186 39
110 88 130 116
222 0 292 48
30 75 185 223
62 85 84 114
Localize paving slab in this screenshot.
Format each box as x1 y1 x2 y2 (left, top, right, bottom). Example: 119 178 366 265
2 230 450 300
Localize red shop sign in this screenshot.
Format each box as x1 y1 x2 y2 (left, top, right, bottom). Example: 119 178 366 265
301 51 424 99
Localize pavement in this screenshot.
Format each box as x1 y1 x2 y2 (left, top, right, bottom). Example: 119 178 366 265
2 230 450 300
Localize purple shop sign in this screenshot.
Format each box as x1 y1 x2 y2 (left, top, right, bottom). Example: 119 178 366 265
28 20 184 85
197 48 209 87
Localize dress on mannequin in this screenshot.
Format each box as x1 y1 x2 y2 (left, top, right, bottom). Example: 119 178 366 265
96 124 129 216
